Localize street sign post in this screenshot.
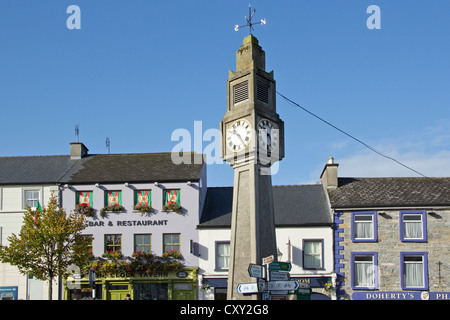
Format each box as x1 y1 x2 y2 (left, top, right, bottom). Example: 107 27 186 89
262 255 274 265
248 264 265 278
269 261 292 271
270 270 290 281
237 283 259 294
267 280 300 291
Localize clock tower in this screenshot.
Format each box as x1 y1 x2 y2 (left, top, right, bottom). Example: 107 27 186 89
220 34 285 300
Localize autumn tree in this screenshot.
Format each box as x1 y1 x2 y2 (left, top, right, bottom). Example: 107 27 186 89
0 193 91 300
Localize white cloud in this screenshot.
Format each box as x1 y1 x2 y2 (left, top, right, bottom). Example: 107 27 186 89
330 119 450 178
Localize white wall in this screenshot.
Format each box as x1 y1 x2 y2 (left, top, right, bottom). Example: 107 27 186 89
0 185 59 300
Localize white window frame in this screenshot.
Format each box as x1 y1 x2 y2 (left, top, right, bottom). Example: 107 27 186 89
23 188 42 210
215 241 230 271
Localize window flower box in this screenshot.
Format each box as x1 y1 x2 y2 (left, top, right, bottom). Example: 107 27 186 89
133 203 153 215
162 202 182 213
100 204 125 218
75 203 95 217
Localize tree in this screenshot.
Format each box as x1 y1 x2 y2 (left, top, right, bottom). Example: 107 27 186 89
0 193 91 300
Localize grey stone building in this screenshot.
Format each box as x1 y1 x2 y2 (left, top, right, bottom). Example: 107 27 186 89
321 157 450 300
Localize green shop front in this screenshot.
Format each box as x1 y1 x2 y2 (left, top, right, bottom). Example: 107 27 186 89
65 268 198 300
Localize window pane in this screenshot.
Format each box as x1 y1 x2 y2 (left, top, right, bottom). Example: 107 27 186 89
304 241 322 269
403 257 424 287
354 262 374 287
105 234 122 252
163 234 180 253
217 243 230 269
25 190 39 208
403 215 423 239
135 234 152 253
354 215 373 239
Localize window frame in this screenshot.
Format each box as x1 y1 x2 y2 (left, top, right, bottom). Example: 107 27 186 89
400 252 428 290
163 233 181 253
23 188 42 210
104 190 122 207
134 190 151 206
302 239 324 270
351 252 378 290
215 241 230 271
76 190 93 206
104 234 122 253
163 189 180 206
351 211 378 242
399 211 427 242
134 234 152 253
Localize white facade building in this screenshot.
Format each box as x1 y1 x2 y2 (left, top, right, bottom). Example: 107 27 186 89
197 185 336 300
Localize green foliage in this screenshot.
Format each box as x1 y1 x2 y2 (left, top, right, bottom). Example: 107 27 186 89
86 250 183 278
162 202 182 213
100 204 125 218
0 193 90 299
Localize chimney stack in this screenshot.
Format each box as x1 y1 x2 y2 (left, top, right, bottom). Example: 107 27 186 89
70 142 89 160
320 157 339 189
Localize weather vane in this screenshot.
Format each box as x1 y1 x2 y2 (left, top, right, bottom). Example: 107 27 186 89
234 4 266 34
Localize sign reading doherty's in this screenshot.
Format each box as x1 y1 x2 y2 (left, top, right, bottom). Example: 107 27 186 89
352 292 450 300
87 219 168 227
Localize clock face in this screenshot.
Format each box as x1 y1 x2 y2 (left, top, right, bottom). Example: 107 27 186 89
258 119 278 151
227 119 252 151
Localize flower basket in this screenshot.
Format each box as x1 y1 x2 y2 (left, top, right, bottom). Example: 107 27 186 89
162 202 182 213
75 204 95 217
133 203 153 215
323 281 335 292
102 250 123 260
161 250 182 260
100 204 125 218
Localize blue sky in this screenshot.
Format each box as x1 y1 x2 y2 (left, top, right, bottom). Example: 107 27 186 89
0 1 449 187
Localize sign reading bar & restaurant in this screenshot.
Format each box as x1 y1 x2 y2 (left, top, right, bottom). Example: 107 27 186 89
87 219 168 227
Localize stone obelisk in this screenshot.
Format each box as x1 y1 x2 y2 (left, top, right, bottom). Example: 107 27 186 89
220 34 285 300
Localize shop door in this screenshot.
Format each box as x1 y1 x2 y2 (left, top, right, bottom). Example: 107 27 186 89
107 284 130 300
109 290 130 300
173 283 195 300
173 290 194 300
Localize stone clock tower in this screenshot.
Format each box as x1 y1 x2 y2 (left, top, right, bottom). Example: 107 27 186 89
220 34 284 300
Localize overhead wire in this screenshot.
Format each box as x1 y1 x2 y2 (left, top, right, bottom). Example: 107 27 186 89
276 91 428 178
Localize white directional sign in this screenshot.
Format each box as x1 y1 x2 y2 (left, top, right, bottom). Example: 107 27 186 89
262 255 274 265
237 283 259 294
248 264 265 278
267 280 300 291
270 271 290 281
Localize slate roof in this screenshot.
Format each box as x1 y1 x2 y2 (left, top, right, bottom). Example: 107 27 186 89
0 155 76 185
328 177 450 209
61 153 204 184
198 184 332 228
0 152 204 185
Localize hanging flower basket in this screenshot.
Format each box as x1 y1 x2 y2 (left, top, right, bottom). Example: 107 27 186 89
75 204 95 217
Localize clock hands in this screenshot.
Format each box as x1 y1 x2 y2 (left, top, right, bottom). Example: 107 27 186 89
232 129 246 146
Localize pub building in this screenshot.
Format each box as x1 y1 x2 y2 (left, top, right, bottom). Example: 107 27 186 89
62 143 207 300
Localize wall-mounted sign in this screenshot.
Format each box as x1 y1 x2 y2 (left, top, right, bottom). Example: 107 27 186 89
87 219 168 227
0 286 18 300
176 271 189 278
352 292 450 300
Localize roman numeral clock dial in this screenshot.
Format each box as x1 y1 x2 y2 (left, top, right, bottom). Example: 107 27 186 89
258 119 278 152
227 119 252 152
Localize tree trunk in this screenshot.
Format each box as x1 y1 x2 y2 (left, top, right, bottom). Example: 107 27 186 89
48 277 53 300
